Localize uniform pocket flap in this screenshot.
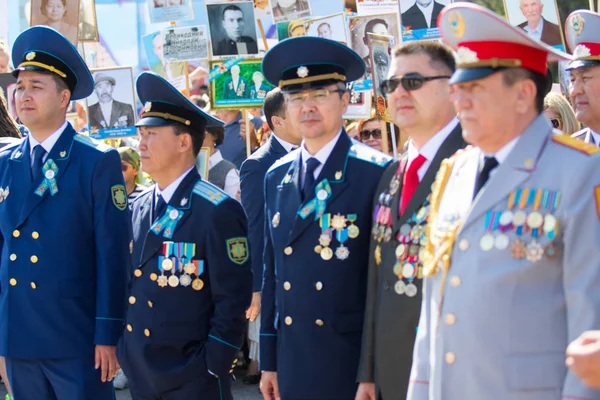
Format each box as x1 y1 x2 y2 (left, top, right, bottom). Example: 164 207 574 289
506 352 565 391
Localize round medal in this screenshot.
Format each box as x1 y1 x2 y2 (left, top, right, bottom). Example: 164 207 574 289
395 244 406 258
545 242 557 259
317 189 328 201
347 224 360 239
494 233 510 250
321 247 333 260
150 273 158 281
479 233 494 251
383 227 393 242
499 210 514 227
45 170 55 180
526 212 543 229
402 263 415 279
319 234 332 247
513 211 527 227
394 280 406 295
192 278 204 291
157 275 168 287
400 224 411 236
162 258 173 271
168 275 180 287
180 274 192 287
543 215 557 233
184 262 196 275
416 207 428 222
408 244 419 257
393 262 403 277
389 178 400 195
169 209 179 220
405 283 418 298
314 245 323 254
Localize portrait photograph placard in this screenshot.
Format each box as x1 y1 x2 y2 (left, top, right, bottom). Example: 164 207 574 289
399 0 450 42
78 0 98 41
504 0 565 51
147 0 194 24
210 59 275 109
86 67 137 139
207 1 260 58
30 0 80 46
276 18 308 39
161 25 209 62
270 0 312 23
344 82 373 120
304 13 348 45
368 33 395 123
347 12 400 91
142 31 188 81
356 0 400 15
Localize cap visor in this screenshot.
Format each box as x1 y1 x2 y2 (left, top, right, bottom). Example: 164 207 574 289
449 67 504 84
135 117 175 127
566 59 600 71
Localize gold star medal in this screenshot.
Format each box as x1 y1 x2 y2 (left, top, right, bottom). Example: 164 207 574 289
331 213 347 231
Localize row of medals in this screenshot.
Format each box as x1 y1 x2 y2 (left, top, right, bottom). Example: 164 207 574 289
158 257 204 291
314 213 360 261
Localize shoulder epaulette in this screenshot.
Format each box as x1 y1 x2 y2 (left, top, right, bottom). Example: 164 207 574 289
552 134 600 156
192 180 229 205
0 141 22 155
267 150 296 174
73 134 112 152
348 143 392 167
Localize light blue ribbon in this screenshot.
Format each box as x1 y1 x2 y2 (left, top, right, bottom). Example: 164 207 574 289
298 179 332 220
35 159 59 197
151 206 183 239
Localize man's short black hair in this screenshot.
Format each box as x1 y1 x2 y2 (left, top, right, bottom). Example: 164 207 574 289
364 18 388 38
222 4 243 20
206 125 225 147
173 124 205 157
263 87 286 132
502 68 549 114
392 40 456 74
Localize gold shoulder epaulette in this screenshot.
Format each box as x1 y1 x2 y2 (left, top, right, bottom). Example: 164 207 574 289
552 134 600 156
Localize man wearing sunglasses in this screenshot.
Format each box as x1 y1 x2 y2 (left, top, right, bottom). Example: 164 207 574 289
259 37 392 400
565 10 600 145
408 4 600 400
357 40 466 400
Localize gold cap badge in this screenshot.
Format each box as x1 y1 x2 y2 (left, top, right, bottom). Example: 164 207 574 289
297 66 309 78
25 52 36 61
570 14 585 36
144 102 152 112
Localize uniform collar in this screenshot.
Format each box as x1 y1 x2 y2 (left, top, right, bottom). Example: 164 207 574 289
28 120 67 157
272 133 298 153
155 166 195 205
484 135 520 165
300 129 342 167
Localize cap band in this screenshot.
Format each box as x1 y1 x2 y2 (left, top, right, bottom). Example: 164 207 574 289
141 111 191 126
456 41 548 76
279 72 346 88
18 61 67 78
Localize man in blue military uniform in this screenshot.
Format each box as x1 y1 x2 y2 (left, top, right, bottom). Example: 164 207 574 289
258 37 392 400
0 26 130 398
118 71 253 400
408 4 600 400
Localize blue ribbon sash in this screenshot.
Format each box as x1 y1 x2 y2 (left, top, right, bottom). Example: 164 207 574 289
298 179 332 220
35 159 59 197
151 206 183 239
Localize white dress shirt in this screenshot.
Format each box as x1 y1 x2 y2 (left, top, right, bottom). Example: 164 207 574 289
406 117 458 180
481 135 519 180
209 149 240 199
155 167 195 205
590 129 600 145
300 130 342 186
523 18 544 42
272 133 298 153
417 1 435 28
99 100 113 126
28 120 68 166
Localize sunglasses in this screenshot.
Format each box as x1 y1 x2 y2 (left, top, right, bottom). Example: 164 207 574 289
380 73 451 94
121 163 131 172
550 118 562 130
359 129 382 141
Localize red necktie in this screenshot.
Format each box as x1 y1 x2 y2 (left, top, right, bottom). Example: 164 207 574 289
400 154 427 215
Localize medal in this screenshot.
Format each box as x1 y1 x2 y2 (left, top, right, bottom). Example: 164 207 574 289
383 226 393 242
480 234 494 251
513 211 526 227
375 245 382 265
499 210 513 227
150 273 158 281
543 215 557 233
168 275 180 287
184 262 196 275
180 274 192 287
526 240 544 263
394 280 406 295
402 263 415 279
314 245 323 254
395 244 406 258
408 244 419 257
319 233 332 247
510 239 526 260
545 242 558 259
331 213 347 231
335 245 350 260
393 262 403 277
494 233 510 250
317 189 328 201
157 275 168 287
347 214 359 239
192 278 204 291
526 211 543 229
162 258 173 271
405 283 418 297
321 247 333 260
389 176 400 195
400 224 411 236
480 211 498 251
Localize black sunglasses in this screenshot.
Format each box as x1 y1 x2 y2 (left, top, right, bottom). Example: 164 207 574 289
121 163 131 172
380 73 451 94
550 118 562 130
359 129 382 141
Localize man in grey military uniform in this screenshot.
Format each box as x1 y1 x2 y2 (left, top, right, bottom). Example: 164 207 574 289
564 10 600 145
408 4 600 400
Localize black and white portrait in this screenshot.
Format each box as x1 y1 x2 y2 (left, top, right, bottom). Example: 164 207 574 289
78 0 98 41
399 0 447 32
87 67 136 132
207 1 259 57
304 13 348 45
270 0 312 23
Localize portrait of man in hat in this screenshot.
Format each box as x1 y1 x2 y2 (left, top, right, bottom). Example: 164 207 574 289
88 69 136 130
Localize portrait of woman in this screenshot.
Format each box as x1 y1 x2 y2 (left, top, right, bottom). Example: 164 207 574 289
32 0 79 45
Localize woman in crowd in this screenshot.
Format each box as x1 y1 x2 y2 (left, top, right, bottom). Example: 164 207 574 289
543 92 580 135
38 0 78 44
201 126 241 199
356 117 383 151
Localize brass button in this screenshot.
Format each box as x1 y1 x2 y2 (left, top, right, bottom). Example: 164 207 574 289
30 282 37 289
445 313 456 326
445 352 456 364
147 301 153 308
9 278 16 286
134 269 142 277
9 254 16 261
458 240 469 251
315 319 324 326
30 255 38 263
233 358 238 363
12 230 20 238
32 232 39 239
315 282 323 291
144 329 151 337
150 273 158 281
229 369 234 373
126 324 132 332
284 316 292 325
283 282 291 291
284 247 293 255
450 276 461 287
129 296 136 305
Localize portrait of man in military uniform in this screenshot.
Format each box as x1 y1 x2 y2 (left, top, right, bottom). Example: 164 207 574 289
87 68 136 132
208 2 259 57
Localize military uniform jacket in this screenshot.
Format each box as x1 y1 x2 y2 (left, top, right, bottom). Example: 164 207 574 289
260 132 391 400
408 116 600 400
358 124 466 400
0 124 130 359
119 168 252 396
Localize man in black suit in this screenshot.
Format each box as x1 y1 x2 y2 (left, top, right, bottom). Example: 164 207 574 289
517 0 562 47
401 0 445 31
356 40 467 400
213 5 258 56
88 73 135 130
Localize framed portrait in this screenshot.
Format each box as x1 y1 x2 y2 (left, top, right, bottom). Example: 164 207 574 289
357 0 400 15
270 0 312 23
196 147 211 180
399 0 450 41
210 59 275 109
0 73 17 121
30 0 80 46
86 67 138 139
368 33 395 123
347 12 400 91
344 82 373 120
142 31 188 82
304 13 348 45
253 0 279 53
207 1 260 58
161 25 209 62
147 0 194 24
276 18 308 39
78 0 98 42
504 0 565 51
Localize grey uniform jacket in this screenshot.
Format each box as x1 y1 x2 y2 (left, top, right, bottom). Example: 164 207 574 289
408 115 600 400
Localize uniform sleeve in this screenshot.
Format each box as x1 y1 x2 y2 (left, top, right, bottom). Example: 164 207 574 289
259 172 277 372
92 149 132 346
561 157 600 399
204 198 253 378
240 159 265 292
407 275 432 400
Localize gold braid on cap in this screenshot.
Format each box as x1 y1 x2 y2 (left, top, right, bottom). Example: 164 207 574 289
457 58 522 69
18 61 67 78
279 72 346 88
142 112 191 126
